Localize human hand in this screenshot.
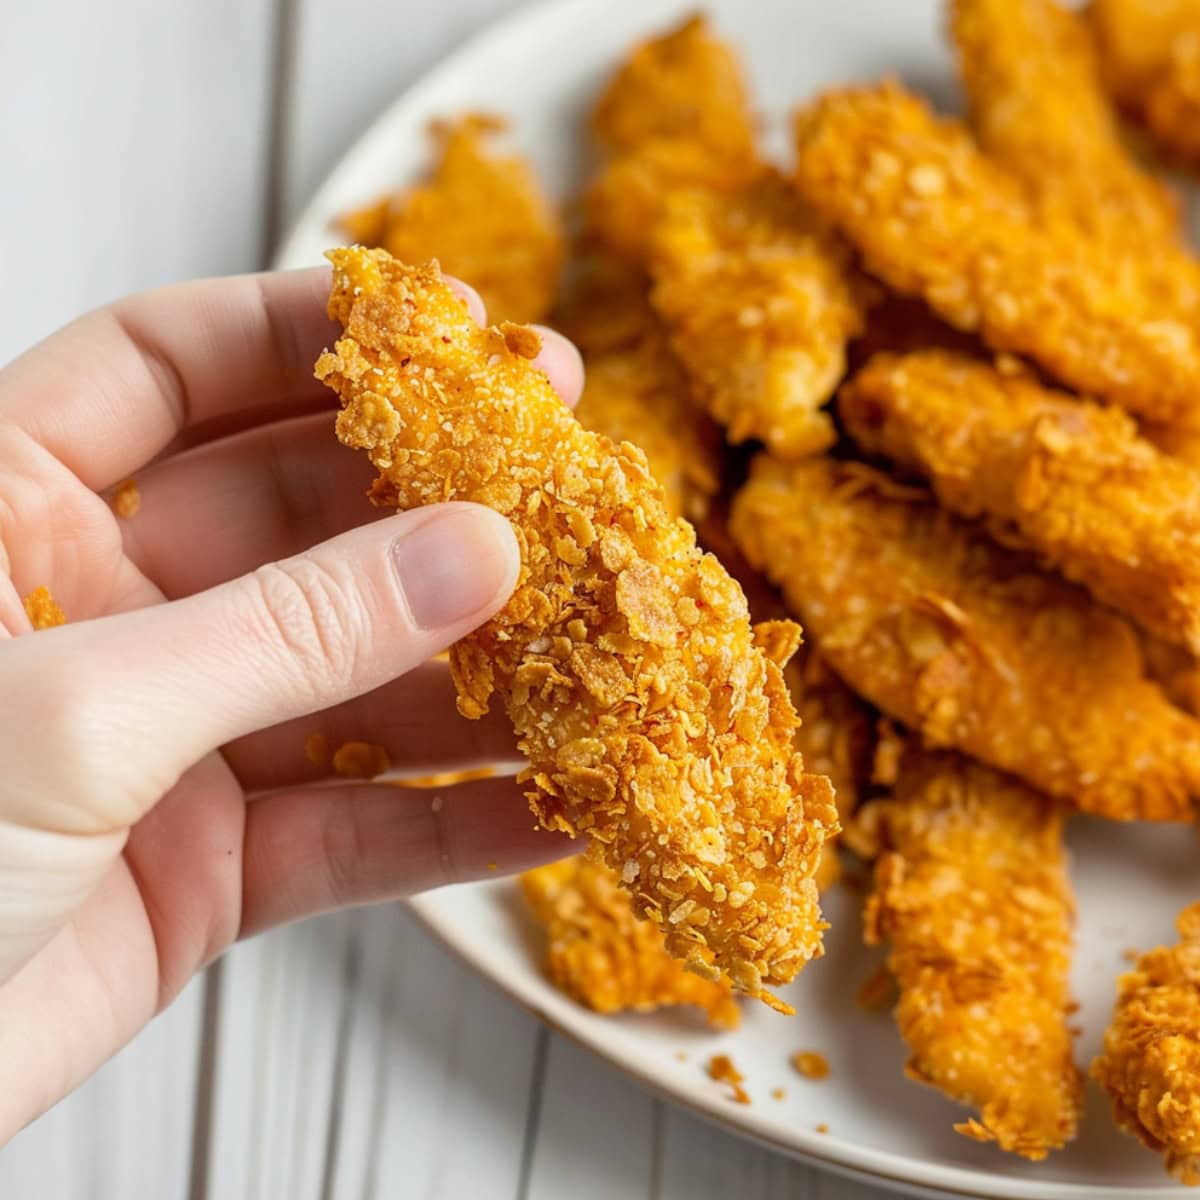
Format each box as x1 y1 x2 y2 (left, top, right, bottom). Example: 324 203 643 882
0 267 583 1140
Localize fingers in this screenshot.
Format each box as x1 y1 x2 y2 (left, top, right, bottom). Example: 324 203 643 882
530 325 585 408
222 660 520 794
238 774 574 936
0 502 519 837
0 267 339 492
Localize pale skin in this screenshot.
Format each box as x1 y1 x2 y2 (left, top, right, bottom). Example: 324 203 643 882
0 266 584 1142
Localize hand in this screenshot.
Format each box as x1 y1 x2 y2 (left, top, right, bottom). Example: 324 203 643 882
0 267 583 1140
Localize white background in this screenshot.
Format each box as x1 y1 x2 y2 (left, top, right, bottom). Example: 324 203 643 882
0 2 900 1196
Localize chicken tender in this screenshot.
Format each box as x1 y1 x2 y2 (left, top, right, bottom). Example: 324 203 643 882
840 349 1200 652
521 855 741 1028
792 82 1200 426
1092 902 1200 1184
340 115 563 324
316 248 838 1001
859 748 1081 1160
649 172 867 459
573 335 721 522
729 456 1200 821
1089 0 1200 167
951 0 1181 243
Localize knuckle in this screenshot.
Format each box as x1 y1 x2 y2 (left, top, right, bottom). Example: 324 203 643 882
246 558 370 700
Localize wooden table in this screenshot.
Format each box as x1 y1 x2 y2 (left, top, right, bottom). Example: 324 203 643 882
0 4 896 1196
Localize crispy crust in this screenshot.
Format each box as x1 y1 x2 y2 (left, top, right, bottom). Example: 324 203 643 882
1089 0 1200 167
339 115 563 324
316 248 838 998
840 349 1200 652
859 749 1081 1160
792 81 1200 426
649 172 866 459
729 455 1200 821
521 855 741 1028
1092 902 1200 1184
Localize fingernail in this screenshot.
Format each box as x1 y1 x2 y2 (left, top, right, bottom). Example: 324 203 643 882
531 326 585 408
392 506 518 631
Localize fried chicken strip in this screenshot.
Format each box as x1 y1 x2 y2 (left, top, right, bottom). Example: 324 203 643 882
1089 0 1200 168
951 0 1180 243
521 855 741 1028
317 248 838 1000
339 114 563 324
840 349 1200 652
649 172 866 459
729 456 1200 821
1092 902 1200 1184
792 82 1200 426
859 748 1081 1160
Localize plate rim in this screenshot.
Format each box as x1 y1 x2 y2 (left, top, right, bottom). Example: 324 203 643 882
273 1 1195 1195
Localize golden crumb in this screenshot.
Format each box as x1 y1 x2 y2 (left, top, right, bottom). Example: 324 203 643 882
317 248 837 1001
791 1051 831 1081
486 862 498 871
771 1087 786 1101
304 732 330 767
708 1053 751 1105
111 478 141 519
22 586 66 631
815 1123 830 1135
675 1051 689 1062
1092 902 1200 1184
331 741 391 780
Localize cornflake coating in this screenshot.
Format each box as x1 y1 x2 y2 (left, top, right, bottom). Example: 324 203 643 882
341 114 563 324
792 82 1200 426
729 456 1200 821
649 172 867 459
574 334 721 523
1089 0 1200 167
840 349 1200 653
860 749 1081 1160
951 0 1181 243
316 248 838 999
1092 902 1200 1184
521 856 740 1029
22 586 65 630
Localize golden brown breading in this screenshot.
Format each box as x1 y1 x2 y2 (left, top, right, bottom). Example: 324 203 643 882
583 15 758 266
340 115 563 324
521 855 741 1029
1139 632 1200 716
1092 902 1200 1184
840 349 1200 652
316 248 838 1001
951 0 1180 242
649 172 867 459
858 748 1081 1160
1089 0 1200 167
729 455 1200 821
590 14 757 162
22 586 65 630
573 335 721 523
792 82 1200 426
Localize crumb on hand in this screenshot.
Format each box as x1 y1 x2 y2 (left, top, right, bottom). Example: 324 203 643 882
22 586 66 630
305 733 330 767
111 478 141 519
331 740 391 780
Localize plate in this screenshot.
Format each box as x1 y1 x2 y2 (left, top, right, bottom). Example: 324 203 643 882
274 1 1199 1195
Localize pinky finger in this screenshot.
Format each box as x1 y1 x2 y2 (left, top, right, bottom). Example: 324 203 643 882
238 775 575 936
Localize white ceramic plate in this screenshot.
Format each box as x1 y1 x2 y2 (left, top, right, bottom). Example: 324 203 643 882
275 1 1199 1195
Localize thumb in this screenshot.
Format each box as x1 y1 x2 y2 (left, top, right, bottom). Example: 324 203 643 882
0 502 520 838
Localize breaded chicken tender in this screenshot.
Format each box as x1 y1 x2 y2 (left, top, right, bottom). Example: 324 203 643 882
1089 0 1200 167
573 335 721 522
792 82 1200 426
340 115 563 324
521 855 741 1028
584 15 758 265
729 456 1200 821
316 248 838 1001
840 349 1200 652
649 172 867 459
951 0 1181 243
1092 902 1200 1184
859 748 1081 1160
